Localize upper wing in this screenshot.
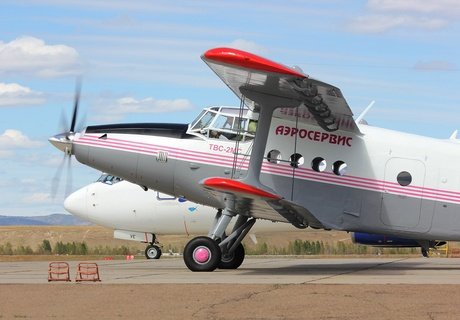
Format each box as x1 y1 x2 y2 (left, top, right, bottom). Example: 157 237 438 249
203 47 359 133
202 177 324 229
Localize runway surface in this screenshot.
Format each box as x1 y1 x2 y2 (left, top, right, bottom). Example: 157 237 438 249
1 256 460 284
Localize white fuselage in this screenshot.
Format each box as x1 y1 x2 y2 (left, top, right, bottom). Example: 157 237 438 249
64 179 295 236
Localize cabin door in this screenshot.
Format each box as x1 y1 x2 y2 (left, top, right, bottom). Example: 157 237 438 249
380 158 426 229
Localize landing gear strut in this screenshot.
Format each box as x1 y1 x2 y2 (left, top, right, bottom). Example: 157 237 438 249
421 247 429 258
183 207 256 272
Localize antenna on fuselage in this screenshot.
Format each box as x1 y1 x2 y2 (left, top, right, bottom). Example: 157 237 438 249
355 100 375 124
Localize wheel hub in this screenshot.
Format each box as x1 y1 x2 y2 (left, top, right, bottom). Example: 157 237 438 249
193 246 211 264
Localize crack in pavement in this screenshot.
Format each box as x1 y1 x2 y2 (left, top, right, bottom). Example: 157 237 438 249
301 258 409 284
191 284 288 319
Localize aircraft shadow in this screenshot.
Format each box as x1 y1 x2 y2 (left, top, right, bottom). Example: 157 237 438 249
237 260 459 276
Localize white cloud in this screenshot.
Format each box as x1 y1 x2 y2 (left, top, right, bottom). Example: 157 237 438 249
348 15 447 33
0 150 13 158
15 0 205 14
92 95 194 121
0 82 45 107
349 0 459 33
0 130 44 156
20 178 38 185
413 60 457 71
368 0 460 16
0 36 82 77
22 192 51 204
225 39 269 56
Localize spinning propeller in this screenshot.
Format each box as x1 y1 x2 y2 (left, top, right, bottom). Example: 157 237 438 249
49 79 83 198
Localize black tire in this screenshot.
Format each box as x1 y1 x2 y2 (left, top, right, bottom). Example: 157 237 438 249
145 244 162 259
218 243 245 269
183 236 221 272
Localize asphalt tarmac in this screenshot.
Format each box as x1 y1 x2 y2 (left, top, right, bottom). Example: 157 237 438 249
1 256 460 284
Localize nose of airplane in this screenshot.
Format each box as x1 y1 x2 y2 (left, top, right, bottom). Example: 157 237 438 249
64 186 88 220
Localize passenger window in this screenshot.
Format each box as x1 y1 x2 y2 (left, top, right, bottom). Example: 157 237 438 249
333 161 347 176
267 150 281 164
290 153 304 168
397 171 412 186
311 157 327 172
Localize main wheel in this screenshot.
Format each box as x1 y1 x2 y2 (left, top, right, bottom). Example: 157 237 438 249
218 243 245 269
145 244 162 259
183 236 221 272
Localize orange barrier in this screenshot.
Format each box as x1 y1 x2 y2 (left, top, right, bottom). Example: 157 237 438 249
48 262 71 282
75 262 101 282
430 243 449 257
450 248 460 258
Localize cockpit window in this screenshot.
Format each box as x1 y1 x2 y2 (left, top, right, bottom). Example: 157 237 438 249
188 106 257 142
97 174 123 185
214 114 234 130
190 110 215 131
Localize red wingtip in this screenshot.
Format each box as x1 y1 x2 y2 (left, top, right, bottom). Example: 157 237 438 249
203 177 281 200
203 47 306 78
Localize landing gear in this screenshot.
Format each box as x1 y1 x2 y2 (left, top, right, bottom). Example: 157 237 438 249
219 243 245 269
421 247 429 258
145 244 162 259
183 207 256 272
183 236 221 272
144 234 162 259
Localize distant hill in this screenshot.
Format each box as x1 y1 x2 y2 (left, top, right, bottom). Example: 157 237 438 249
0 214 92 226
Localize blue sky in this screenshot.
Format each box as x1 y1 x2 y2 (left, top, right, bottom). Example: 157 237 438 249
0 0 459 216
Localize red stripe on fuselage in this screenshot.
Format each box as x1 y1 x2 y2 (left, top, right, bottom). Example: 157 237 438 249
75 135 460 204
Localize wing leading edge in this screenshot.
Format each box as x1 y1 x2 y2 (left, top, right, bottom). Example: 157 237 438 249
202 47 359 133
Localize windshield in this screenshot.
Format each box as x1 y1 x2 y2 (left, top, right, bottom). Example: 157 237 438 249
190 109 216 131
97 174 123 185
188 106 257 142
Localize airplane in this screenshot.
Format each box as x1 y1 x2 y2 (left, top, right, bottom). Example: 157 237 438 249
64 172 296 262
50 47 460 272
65 173 446 262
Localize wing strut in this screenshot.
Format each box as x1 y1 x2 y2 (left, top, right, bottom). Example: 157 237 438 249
230 97 247 179
240 90 302 192
289 105 301 201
